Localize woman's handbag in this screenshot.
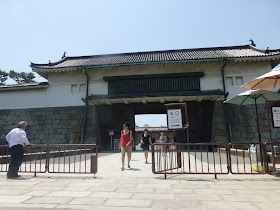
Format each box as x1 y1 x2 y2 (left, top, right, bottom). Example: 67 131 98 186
140 143 144 148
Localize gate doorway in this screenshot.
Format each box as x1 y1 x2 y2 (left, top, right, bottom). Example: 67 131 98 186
96 101 214 150
135 114 169 147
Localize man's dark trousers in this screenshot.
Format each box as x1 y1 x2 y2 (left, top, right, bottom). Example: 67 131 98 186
7 144 24 178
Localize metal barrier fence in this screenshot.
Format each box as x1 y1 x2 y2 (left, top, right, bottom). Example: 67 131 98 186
152 143 229 179
48 144 98 174
152 142 280 178
0 144 98 177
228 143 267 175
265 142 280 175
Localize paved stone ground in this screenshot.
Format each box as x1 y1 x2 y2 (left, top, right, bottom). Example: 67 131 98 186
0 151 280 210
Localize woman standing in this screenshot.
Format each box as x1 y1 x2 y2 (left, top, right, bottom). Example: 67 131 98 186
120 123 134 171
141 128 153 163
159 132 166 154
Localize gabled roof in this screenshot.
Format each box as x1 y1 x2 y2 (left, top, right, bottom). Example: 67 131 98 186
31 44 280 79
0 82 48 91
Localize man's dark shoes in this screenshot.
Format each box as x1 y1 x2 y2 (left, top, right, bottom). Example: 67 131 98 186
7 174 21 179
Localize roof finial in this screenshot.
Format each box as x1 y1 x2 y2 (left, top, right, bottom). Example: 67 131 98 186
265 47 269 54
62 51 67 59
249 39 256 47
49 60 51 64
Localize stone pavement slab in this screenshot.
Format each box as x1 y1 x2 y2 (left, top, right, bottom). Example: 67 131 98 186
69 197 106 206
90 192 133 199
46 191 91 197
0 189 28 195
254 202 280 210
201 201 257 210
24 196 73 204
175 194 221 201
152 199 206 209
0 195 32 204
24 190 52 196
104 199 153 208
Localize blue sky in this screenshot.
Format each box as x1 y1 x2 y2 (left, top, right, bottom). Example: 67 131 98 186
135 114 167 127
1 0 280 126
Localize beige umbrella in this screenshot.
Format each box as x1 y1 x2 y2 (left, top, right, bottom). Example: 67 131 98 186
242 67 280 90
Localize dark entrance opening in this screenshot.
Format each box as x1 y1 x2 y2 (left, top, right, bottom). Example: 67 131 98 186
96 101 214 150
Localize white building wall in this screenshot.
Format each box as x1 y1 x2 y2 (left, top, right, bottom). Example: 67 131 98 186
224 61 271 99
0 89 47 109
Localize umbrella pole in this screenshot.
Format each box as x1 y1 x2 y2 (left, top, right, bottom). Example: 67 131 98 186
254 99 261 143
254 98 263 166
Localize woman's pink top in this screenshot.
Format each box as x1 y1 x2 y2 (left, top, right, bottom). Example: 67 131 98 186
121 130 132 147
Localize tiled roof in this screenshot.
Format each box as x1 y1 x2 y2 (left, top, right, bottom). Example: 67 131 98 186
0 82 48 91
31 45 280 71
89 89 224 100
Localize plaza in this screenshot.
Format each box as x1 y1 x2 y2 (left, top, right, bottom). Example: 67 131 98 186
0 150 279 210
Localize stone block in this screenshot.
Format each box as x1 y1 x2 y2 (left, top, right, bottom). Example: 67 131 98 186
246 133 255 140
232 131 240 138
216 122 226 130
248 119 256 126
215 114 225 122
215 135 227 142
74 126 81 133
216 129 227 136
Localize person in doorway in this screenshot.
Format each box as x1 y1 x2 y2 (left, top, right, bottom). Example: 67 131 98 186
165 133 171 143
159 132 166 143
6 121 31 178
141 128 153 163
165 133 171 153
151 135 156 144
120 122 134 171
159 132 166 154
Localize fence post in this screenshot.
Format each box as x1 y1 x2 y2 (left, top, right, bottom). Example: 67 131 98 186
46 145 50 173
270 143 277 174
152 144 155 173
227 143 232 174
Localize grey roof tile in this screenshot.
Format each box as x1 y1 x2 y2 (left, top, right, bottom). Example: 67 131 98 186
31 45 280 70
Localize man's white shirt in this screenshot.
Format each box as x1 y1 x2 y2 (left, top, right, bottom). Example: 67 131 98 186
6 128 30 148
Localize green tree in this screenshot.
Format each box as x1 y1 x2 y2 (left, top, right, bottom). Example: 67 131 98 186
0 69 8 85
9 70 35 84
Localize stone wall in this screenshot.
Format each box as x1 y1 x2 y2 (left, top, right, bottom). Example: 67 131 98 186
0 106 97 145
213 101 229 143
213 102 280 144
229 104 280 143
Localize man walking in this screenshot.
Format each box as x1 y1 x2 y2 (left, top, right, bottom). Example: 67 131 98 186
6 121 30 178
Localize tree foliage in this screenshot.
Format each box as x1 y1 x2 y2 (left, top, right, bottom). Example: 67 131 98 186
9 70 35 84
0 69 9 85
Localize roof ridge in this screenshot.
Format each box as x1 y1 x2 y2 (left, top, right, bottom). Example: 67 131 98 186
31 57 67 67
31 44 253 66
65 45 252 59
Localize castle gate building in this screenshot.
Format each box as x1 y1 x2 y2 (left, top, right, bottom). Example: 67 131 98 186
1 44 280 149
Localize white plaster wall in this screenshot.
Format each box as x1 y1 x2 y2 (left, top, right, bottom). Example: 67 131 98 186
45 84 85 107
0 89 47 109
224 61 271 99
